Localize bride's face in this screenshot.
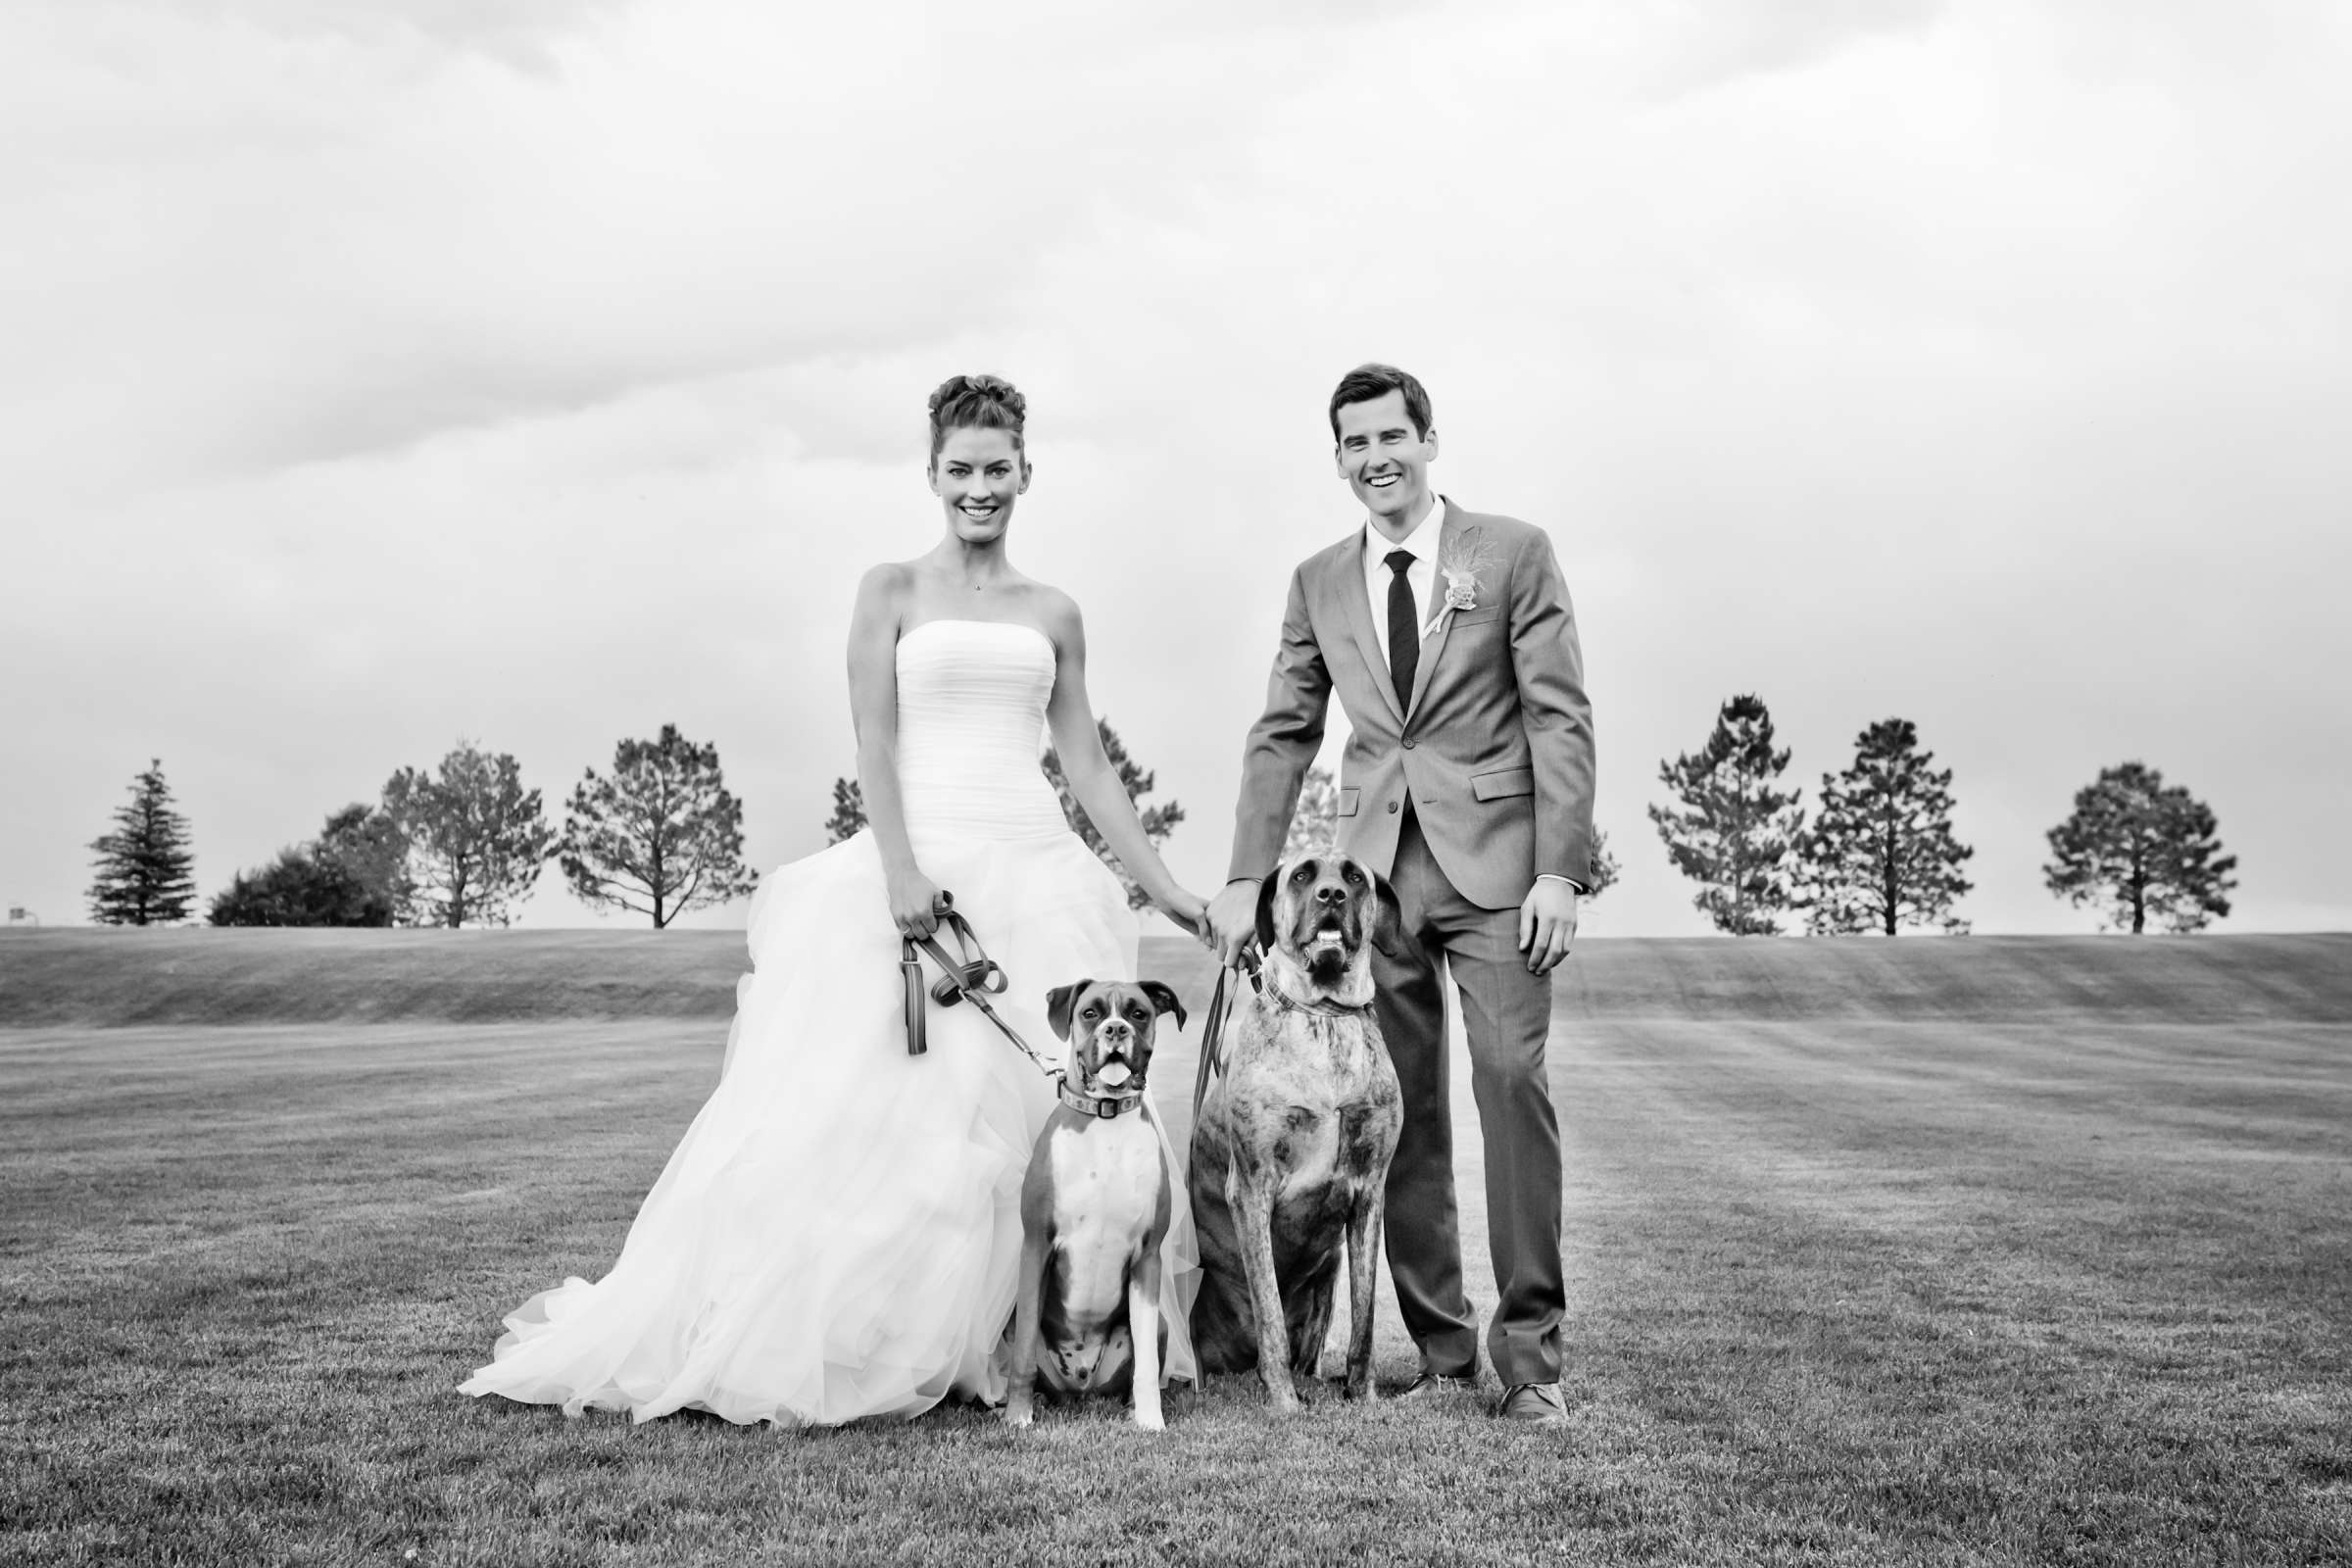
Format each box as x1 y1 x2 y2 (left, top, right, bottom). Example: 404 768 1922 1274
929 427 1029 544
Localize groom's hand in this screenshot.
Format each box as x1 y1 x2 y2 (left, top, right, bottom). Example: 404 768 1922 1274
1205 878 1262 968
1518 879 1579 975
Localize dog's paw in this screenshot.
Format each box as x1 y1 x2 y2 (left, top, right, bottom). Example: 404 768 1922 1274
1131 1407 1164 1433
1002 1401 1035 1430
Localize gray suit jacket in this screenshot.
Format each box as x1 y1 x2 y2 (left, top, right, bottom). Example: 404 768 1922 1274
1227 499 1596 910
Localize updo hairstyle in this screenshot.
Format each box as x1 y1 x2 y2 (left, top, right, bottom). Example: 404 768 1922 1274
927 373 1027 461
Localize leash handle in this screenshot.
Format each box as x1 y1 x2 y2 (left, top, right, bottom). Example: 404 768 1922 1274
901 893 1058 1080
903 943 929 1055
901 891 959 1056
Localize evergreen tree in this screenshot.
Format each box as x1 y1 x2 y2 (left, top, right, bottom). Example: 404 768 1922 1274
561 724 759 928
209 804 408 927
87 759 196 925
822 777 866 845
1041 717 1184 909
380 743 556 928
2044 761 2236 933
1796 718 1974 935
1646 695 1804 935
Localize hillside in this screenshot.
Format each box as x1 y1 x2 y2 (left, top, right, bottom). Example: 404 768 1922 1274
3 927 2346 1029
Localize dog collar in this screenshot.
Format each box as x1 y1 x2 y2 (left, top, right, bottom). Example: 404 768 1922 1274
1263 984 1361 1019
1057 1076 1145 1120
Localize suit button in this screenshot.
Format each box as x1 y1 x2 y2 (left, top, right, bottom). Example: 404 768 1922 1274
1387 801 1399 814
1401 738 1416 749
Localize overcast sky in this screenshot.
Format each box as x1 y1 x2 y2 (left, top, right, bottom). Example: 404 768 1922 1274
5 0 2347 939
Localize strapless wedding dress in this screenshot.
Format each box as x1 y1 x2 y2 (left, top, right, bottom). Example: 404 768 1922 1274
459 619 1200 1425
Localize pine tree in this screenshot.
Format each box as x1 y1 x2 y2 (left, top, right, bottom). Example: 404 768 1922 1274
1796 718 1974 935
560 724 760 928
87 759 197 925
1646 695 1804 935
822 777 866 845
2044 761 2237 933
1041 717 1184 909
380 743 556 928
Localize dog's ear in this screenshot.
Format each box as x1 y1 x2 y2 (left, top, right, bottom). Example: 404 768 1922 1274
1045 981 1088 1042
1369 872 1415 962
1253 869 1282 956
1137 980 1187 1030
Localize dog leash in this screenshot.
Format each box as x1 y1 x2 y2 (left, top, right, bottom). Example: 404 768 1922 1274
902 893 1057 1076
902 894 1142 1120
1191 945 1262 1118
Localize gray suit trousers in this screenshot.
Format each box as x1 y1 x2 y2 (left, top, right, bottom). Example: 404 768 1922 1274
1375 808 1566 1389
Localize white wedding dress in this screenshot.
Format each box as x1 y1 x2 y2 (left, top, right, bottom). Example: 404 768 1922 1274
460 618 1200 1425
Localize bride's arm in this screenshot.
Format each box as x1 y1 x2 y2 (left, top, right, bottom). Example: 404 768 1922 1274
847 565 944 940
1040 592 1207 935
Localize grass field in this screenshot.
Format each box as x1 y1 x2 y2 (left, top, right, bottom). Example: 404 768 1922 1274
3 931 2348 1566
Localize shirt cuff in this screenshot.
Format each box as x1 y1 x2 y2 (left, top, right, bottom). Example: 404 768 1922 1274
1536 873 1587 895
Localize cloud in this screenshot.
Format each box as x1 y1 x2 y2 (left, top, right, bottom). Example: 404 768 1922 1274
3 0 2348 940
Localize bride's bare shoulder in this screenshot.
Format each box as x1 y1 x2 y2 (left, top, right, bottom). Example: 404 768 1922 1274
858 560 922 594
849 564 923 652
853 561 921 615
1025 581 1085 645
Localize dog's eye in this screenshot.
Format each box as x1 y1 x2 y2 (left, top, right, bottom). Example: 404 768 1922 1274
1081 1005 1100 1020
1344 865 1364 884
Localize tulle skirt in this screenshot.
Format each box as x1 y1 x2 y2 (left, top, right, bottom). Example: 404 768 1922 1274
458 825 1200 1426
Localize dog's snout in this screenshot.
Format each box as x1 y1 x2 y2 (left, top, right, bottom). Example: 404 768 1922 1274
1100 1018 1134 1041
1315 884 1348 906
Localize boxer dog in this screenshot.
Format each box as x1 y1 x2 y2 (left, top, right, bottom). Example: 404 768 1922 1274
1004 978 1186 1431
1189 851 1405 1413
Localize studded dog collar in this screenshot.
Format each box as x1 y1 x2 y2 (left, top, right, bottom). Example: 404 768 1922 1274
1057 1077 1145 1120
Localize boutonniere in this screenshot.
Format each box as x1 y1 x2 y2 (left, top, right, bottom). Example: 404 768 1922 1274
1422 533 1494 638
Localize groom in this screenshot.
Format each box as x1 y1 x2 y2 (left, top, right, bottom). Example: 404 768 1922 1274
1205 364 1595 1424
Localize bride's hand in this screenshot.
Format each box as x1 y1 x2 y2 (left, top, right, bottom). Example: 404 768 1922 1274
886 864 945 942
1158 885 1210 946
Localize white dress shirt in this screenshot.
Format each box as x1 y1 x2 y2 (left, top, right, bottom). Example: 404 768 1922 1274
1363 492 1584 896
1362 493 1446 668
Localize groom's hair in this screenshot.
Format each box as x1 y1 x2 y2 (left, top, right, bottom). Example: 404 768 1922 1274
928 373 1027 460
1328 364 1433 442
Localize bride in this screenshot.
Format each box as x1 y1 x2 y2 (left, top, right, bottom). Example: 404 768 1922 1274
460 374 1211 1426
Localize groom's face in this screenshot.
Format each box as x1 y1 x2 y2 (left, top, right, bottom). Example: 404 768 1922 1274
1334 390 1438 528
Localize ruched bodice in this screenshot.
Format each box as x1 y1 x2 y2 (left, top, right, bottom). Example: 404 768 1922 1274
895 619 1068 843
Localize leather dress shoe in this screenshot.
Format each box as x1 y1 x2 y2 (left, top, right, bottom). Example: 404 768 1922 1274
1396 1371 1477 1400
1497 1382 1568 1424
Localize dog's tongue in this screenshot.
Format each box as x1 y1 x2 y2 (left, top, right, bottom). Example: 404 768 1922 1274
1097 1060 1134 1089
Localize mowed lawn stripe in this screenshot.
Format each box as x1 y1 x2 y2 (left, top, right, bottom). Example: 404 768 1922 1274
1552 1012 2351 1564
2 935 2348 1565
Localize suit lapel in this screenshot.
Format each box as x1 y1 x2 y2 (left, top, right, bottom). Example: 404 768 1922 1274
1405 506 1472 720
1331 533 1404 727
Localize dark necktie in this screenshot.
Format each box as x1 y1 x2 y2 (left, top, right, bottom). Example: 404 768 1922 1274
1386 548 1417 713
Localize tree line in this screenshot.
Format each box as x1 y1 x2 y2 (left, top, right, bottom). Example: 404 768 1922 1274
1646 695 2237 935
84 702 2239 937
85 726 760 929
